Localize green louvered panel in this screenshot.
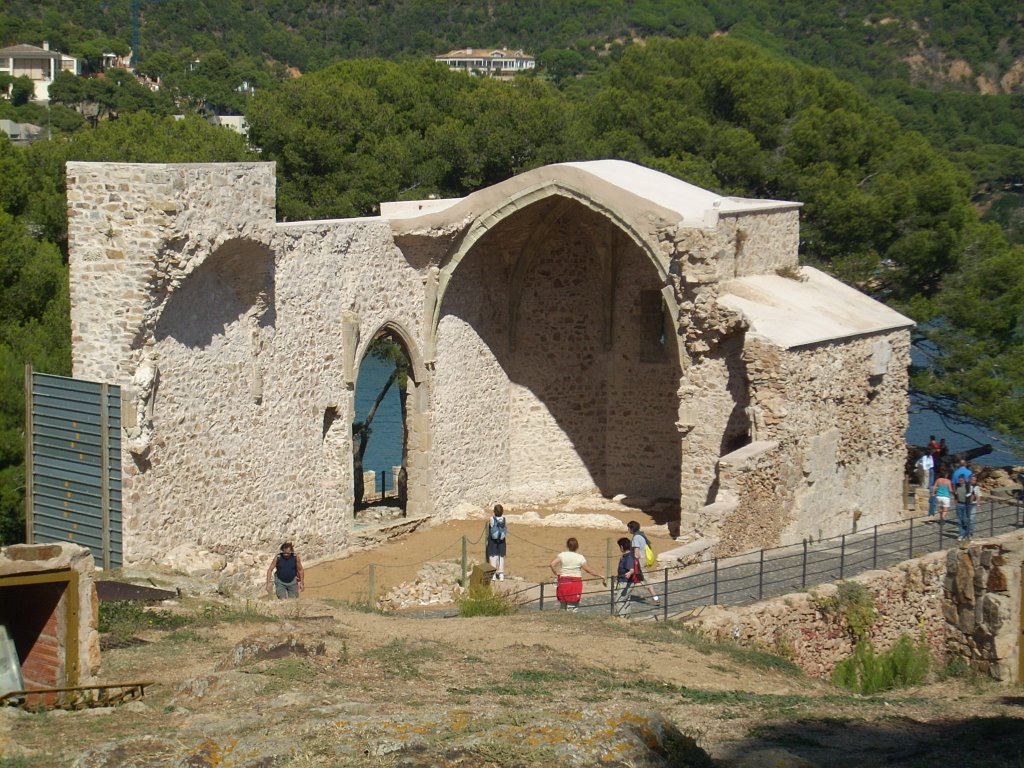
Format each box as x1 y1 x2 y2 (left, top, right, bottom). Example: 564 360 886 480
28 371 122 569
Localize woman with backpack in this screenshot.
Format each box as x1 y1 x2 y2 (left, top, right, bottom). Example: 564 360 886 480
485 504 507 581
614 537 640 617
549 537 605 612
626 520 660 603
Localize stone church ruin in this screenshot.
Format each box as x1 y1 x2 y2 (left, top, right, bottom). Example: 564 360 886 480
67 160 912 566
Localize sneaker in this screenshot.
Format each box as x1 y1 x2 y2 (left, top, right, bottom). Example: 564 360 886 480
652 595 660 603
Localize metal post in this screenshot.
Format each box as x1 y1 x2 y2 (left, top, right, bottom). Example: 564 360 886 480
461 535 468 587
713 557 719 604
839 534 846 579
539 581 545 611
989 499 994 537
872 525 878 570
663 568 669 620
757 549 764 600
100 383 111 571
606 537 612 580
368 564 376 605
801 541 807 589
23 364 33 544
610 578 615 615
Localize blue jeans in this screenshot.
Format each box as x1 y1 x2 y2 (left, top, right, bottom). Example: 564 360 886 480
956 503 977 539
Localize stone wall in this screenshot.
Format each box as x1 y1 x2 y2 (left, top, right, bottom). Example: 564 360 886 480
714 210 801 280
694 554 947 678
66 160 911 570
68 162 276 384
944 538 1022 681
692 533 1023 682
707 329 911 553
432 201 682 510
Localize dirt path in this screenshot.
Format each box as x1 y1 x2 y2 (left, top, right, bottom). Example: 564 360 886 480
304 501 678 603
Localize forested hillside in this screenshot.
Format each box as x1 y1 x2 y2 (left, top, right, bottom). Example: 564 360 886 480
0 2 1022 543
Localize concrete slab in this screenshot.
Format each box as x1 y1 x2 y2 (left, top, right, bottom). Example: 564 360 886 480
719 266 914 349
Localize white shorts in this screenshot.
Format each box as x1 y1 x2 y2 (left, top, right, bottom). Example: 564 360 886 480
936 496 951 510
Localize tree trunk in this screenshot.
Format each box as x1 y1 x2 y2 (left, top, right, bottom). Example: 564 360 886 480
353 368 398 509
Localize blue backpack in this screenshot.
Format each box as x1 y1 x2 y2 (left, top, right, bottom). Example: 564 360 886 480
489 516 506 541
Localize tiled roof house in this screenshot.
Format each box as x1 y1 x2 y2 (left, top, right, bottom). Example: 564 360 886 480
0 42 82 102
435 48 535 79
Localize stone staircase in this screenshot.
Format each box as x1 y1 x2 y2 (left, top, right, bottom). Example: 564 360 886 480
658 440 779 567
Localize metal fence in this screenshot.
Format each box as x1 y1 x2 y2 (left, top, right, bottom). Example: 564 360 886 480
25 367 122 569
510 498 1024 619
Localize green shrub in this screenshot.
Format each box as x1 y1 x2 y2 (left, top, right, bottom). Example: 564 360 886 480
192 600 277 625
457 584 518 617
832 635 931 694
99 600 187 634
817 581 876 639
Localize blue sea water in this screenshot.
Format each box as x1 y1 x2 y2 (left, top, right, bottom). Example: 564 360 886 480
906 402 1022 466
354 355 404 479
354 353 1024 481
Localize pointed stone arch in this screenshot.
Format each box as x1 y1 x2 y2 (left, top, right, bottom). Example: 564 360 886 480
425 182 683 364
427 181 685 513
353 319 431 518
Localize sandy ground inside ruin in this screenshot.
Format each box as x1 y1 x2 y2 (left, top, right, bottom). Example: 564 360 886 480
303 499 680 603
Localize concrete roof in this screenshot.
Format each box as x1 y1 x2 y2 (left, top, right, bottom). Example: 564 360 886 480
718 266 914 349
0 44 61 58
384 160 800 236
559 160 799 222
435 48 533 60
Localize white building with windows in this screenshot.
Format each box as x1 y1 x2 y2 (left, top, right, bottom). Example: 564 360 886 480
0 42 81 102
435 48 535 79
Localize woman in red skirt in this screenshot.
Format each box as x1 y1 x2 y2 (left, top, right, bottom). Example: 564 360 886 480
549 537 606 612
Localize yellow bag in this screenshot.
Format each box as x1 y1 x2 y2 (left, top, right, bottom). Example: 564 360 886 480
643 541 656 568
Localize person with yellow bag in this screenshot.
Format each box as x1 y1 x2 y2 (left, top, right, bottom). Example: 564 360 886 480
626 520 660 603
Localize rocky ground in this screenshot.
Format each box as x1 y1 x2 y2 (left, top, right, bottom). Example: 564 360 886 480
3 585 1024 767
5 492 1024 767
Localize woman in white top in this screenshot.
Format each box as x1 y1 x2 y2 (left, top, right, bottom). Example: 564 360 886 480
549 537 605 612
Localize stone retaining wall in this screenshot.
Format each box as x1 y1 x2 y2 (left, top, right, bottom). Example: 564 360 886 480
692 532 1023 682
944 537 1022 681
693 554 947 678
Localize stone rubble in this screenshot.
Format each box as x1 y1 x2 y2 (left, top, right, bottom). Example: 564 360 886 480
377 561 466 611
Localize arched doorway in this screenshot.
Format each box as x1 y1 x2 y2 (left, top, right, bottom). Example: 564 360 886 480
429 193 682 518
352 326 417 518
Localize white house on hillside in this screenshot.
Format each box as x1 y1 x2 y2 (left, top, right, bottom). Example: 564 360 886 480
0 42 82 102
435 48 535 79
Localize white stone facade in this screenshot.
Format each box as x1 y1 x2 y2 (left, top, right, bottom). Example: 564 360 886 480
67 160 913 566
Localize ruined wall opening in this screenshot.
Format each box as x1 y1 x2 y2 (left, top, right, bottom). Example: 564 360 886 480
0 571 79 694
352 328 414 518
432 194 682 515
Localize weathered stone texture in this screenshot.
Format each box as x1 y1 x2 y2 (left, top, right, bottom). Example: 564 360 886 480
67 160 912 570
693 533 1023 682
711 330 911 553
694 553 948 678
943 537 1022 681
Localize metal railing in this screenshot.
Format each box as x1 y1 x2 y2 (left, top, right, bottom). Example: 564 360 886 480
510 498 1024 619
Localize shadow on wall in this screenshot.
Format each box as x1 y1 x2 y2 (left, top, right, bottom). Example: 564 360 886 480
435 196 684 508
155 239 276 347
